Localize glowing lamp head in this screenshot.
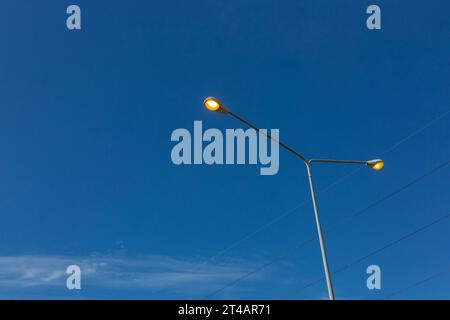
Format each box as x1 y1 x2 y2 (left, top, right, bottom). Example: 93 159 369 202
367 159 384 171
204 97 222 112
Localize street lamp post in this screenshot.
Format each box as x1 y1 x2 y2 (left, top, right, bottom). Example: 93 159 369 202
203 97 384 300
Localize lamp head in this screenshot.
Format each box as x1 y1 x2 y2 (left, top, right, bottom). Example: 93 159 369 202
203 97 229 114
367 159 384 170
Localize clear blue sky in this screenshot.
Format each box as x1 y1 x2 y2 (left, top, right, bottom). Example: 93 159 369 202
0 0 449 299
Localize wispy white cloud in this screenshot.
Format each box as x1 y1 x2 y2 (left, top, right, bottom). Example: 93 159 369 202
0 254 267 296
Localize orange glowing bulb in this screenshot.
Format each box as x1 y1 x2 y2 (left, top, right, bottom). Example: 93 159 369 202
204 97 222 112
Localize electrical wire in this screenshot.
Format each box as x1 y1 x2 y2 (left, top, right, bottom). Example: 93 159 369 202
202 160 450 299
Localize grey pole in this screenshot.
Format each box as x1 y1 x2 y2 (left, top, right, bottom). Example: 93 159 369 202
305 162 335 300
212 105 382 300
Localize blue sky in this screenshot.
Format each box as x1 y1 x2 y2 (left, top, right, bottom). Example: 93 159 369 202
0 0 449 299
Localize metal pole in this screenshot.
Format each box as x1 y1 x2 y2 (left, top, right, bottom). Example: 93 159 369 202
305 163 335 300
224 109 372 300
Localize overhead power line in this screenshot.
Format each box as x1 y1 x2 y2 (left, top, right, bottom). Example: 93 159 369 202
208 108 450 261
384 267 450 299
202 160 450 299
287 212 450 298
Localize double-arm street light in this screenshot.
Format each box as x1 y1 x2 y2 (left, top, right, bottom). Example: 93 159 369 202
203 97 384 300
